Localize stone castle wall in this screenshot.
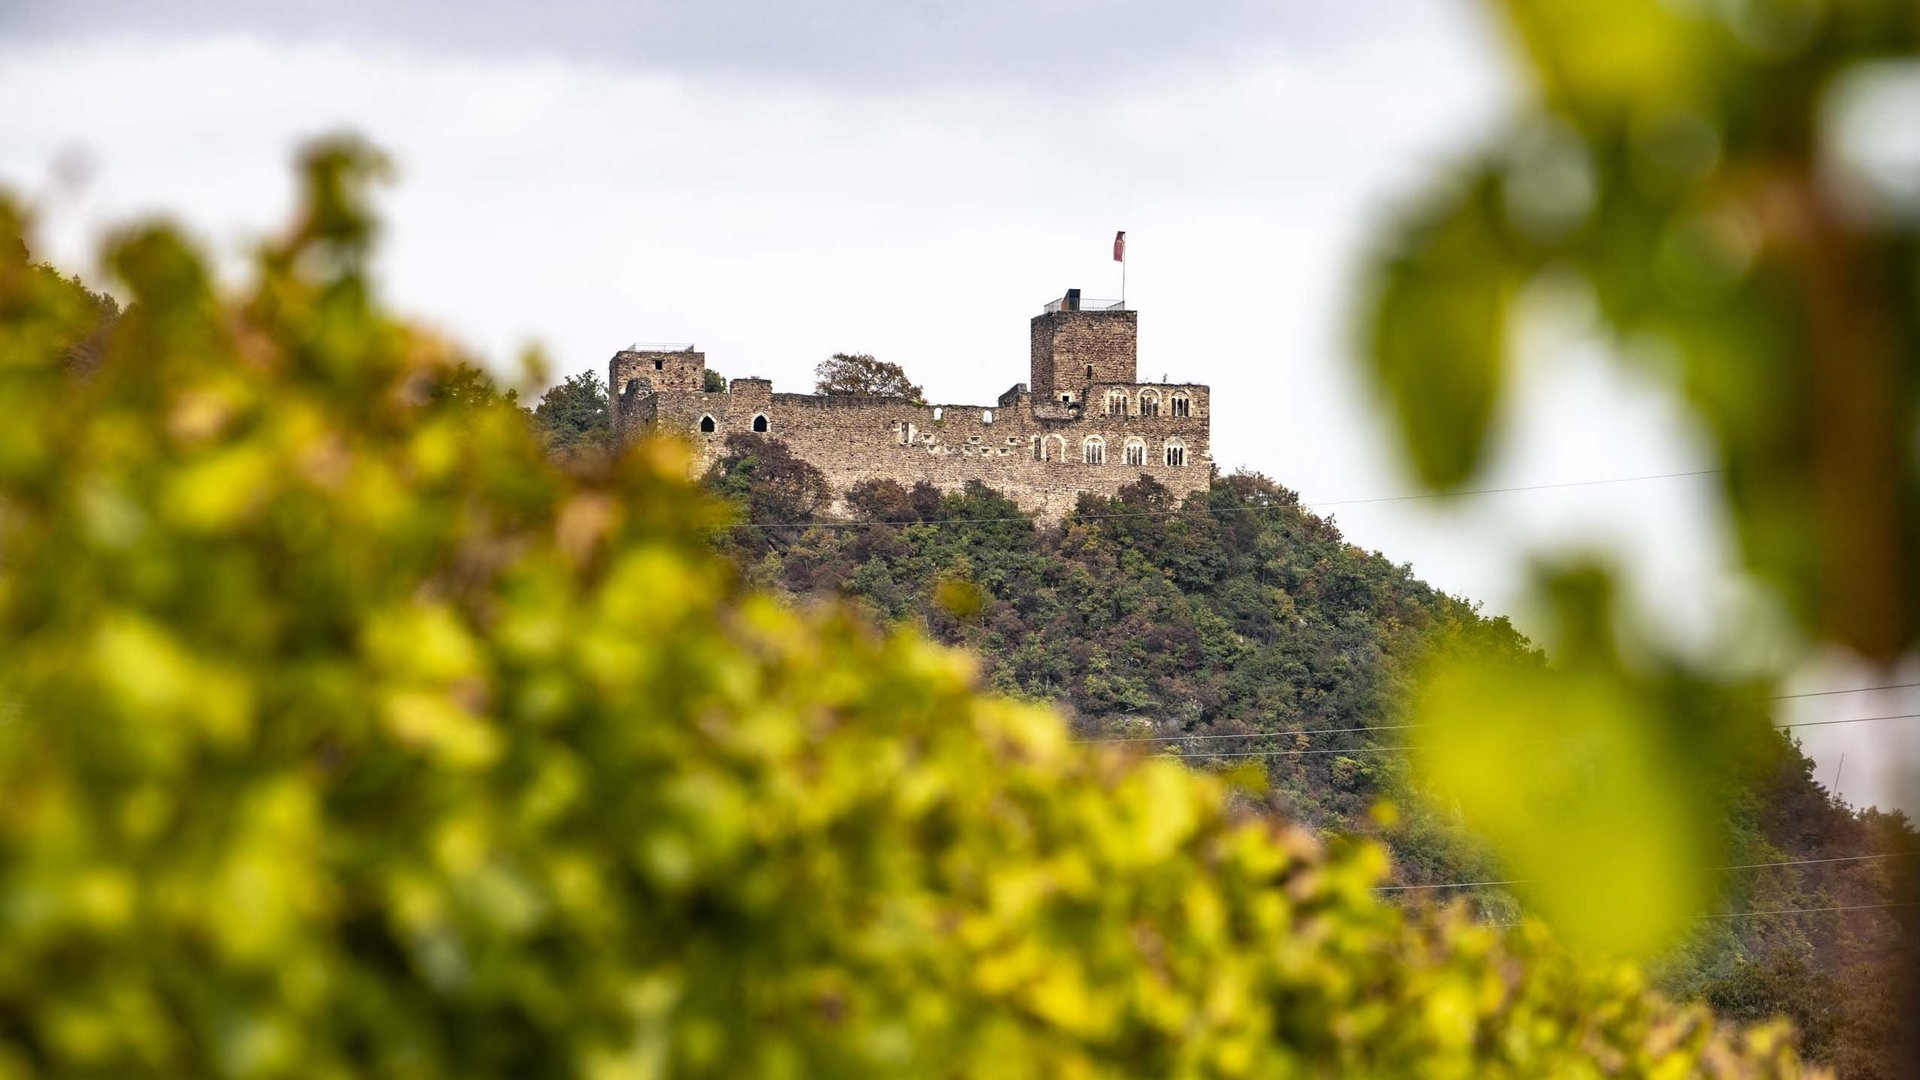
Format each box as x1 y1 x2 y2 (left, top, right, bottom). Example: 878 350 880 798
612 301 1212 520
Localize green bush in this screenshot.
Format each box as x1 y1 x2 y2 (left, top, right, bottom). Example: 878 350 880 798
0 142 1816 1076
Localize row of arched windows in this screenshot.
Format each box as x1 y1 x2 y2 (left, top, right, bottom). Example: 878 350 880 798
1102 389 1193 418
697 414 768 433
1033 435 1188 467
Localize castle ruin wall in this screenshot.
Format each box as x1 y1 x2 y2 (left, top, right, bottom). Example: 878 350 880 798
612 295 1212 520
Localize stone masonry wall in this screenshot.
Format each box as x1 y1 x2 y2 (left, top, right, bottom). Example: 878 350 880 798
1030 309 1137 403
629 377 1211 520
611 349 704 440
612 300 1208 521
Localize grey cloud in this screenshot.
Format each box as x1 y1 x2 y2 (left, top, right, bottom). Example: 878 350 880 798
0 0 1423 89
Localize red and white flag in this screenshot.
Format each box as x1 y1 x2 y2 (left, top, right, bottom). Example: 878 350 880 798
1113 230 1126 262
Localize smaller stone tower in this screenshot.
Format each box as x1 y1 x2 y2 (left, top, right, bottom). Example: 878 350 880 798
612 347 706 398
1029 288 1137 406
611 347 705 441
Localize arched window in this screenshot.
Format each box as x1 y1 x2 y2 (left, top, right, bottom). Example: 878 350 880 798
699 415 717 433
1171 392 1191 418
1044 434 1066 462
625 379 639 395
982 409 993 425
1124 438 1146 466
1164 440 1186 466
1139 390 1160 417
932 407 944 421
1083 436 1106 465
1105 389 1128 416
752 414 770 433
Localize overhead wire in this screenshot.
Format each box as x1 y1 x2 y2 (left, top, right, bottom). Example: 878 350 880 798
1777 711 1920 731
724 467 1725 530
1482 902 1916 929
1378 851 1912 893
1773 681 1920 700
1077 686 1920 749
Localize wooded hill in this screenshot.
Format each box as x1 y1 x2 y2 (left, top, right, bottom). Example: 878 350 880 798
704 433 1917 1079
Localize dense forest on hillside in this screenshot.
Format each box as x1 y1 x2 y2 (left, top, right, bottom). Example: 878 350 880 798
696 431 1916 1078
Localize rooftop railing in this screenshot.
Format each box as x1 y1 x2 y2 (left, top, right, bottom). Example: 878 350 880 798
1042 297 1126 314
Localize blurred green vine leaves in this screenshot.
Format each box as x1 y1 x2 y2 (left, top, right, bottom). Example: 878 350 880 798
1363 0 1918 955
0 138 1824 1074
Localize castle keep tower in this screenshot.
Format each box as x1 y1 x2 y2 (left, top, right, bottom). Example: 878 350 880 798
1029 289 1137 405
611 289 1209 520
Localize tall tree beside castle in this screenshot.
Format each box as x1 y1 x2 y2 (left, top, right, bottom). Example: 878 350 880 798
531 370 612 456
814 352 923 400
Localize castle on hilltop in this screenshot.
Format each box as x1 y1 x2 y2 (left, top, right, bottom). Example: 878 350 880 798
610 289 1211 519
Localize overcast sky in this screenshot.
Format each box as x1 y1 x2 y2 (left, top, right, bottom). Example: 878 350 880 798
3 0 1913 812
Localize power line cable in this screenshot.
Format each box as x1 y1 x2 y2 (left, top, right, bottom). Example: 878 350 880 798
1166 744 1422 760
1309 469 1721 509
1078 687 1920 746
1719 852 1908 871
1076 722 1422 745
1099 711 1920 760
1379 852 1912 893
725 468 1724 531
1695 901 1914 921
1778 711 1920 731
1483 902 1916 929
1773 681 1920 700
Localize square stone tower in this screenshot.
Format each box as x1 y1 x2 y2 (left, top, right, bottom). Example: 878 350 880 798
1029 289 1137 405
611 347 706 398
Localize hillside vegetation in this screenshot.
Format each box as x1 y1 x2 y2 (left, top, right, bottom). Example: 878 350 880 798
701 436 1915 1078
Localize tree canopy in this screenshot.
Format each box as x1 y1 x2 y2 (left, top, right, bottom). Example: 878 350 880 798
715 467 1912 1077
0 142 1819 1077
814 351 923 400
531 369 612 458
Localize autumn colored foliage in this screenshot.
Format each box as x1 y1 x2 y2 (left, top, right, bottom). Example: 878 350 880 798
0 143 1822 1076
